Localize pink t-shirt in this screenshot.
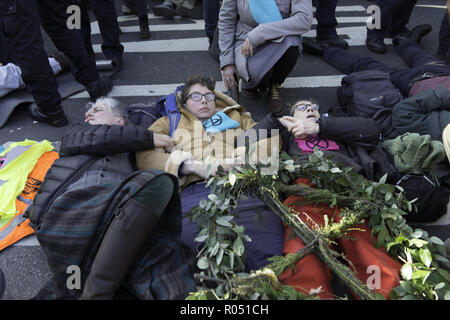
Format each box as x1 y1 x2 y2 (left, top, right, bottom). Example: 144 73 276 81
295 136 339 153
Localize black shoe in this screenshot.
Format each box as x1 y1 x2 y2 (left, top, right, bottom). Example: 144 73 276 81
86 76 113 101
316 35 349 49
139 14 151 39
29 103 68 127
366 36 386 53
302 37 326 56
176 3 204 19
409 24 432 43
152 1 177 19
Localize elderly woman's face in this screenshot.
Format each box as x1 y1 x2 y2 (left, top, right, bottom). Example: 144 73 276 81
85 102 124 126
185 83 216 121
293 100 321 122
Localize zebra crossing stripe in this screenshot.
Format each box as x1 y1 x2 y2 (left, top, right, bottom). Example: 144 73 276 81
91 8 370 35
92 26 393 53
69 75 345 99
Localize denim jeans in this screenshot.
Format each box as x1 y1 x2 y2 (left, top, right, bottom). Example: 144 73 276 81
180 182 285 272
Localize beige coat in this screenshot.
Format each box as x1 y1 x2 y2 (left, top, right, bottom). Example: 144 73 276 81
136 91 281 188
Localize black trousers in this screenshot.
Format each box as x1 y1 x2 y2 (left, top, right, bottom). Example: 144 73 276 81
324 39 450 97
315 0 338 38
367 0 418 40
203 0 221 42
259 46 299 88
36 0 100 87
438 8 450 56
0 0 61 111
79 0 124 60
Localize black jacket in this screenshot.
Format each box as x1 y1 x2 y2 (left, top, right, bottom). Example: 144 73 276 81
26 123 155 228
248 113 394 180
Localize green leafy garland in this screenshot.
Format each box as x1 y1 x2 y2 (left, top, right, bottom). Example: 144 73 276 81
185 151 450 300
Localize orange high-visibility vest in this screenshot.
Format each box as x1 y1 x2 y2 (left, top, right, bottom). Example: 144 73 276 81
0 151 59 250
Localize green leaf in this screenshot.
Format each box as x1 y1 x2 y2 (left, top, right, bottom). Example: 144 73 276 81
444 291 450 300
419 248 432 267
401 263 413 281
411 269 431 282
197 257 210 270
208 194 218 202
229 173 237 186
195 234 209 242
379 173 387 184
435 282 446 290
215 215 234 227
233 236 245 256
409 239 428 248
428 236 445 246
216 248 224 265
229 252 235 269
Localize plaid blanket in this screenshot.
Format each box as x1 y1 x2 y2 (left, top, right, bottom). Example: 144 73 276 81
32 170 196 300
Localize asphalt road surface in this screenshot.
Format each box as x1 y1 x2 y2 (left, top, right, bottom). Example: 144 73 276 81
0 0 448 300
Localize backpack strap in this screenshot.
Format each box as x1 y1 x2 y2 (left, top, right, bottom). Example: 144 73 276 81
156 85 184 137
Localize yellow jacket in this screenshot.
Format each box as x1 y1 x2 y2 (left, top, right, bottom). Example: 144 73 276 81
136 90 280 188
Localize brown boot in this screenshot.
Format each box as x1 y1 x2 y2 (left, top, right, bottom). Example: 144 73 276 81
80 198 160 299
268 83 283 114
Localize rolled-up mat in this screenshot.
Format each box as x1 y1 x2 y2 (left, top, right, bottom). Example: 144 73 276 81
0 72 85 128
95 59 116 71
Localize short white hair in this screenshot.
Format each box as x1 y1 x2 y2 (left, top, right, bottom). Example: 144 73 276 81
86 97 124 118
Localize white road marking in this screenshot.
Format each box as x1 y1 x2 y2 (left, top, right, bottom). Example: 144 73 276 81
70 75 345 99
93 25 392 54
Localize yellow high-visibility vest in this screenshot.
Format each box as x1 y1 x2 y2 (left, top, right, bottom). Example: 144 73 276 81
0 140 53 225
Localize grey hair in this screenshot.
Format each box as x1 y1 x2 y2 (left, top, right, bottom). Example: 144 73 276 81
86 97 125 118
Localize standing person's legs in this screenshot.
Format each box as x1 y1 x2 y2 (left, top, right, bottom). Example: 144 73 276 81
79 0 96 59
203 0 220 45
0 0 67 126
366 0 403 53
36 0 99 87
389 0 417 36
90 0 124 60
315 0 348 48
134 0 151 39
37 0 113 101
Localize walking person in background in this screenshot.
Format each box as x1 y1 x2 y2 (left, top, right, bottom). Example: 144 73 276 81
365 0 424 54
314 0 348 49
121 0 151 39
0 0 112 127
78 0 125 72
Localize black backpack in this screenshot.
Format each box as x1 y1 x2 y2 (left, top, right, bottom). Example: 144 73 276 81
387 172 450 223
337 70 403 139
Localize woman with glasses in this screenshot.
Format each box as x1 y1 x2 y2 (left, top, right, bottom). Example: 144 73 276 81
136 74 286 272
274 99 394 181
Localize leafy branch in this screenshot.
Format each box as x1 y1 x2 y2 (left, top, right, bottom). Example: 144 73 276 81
185 150 450 300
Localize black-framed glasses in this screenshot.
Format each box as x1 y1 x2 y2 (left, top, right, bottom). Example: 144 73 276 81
294 103 320 112
188 92 216 102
